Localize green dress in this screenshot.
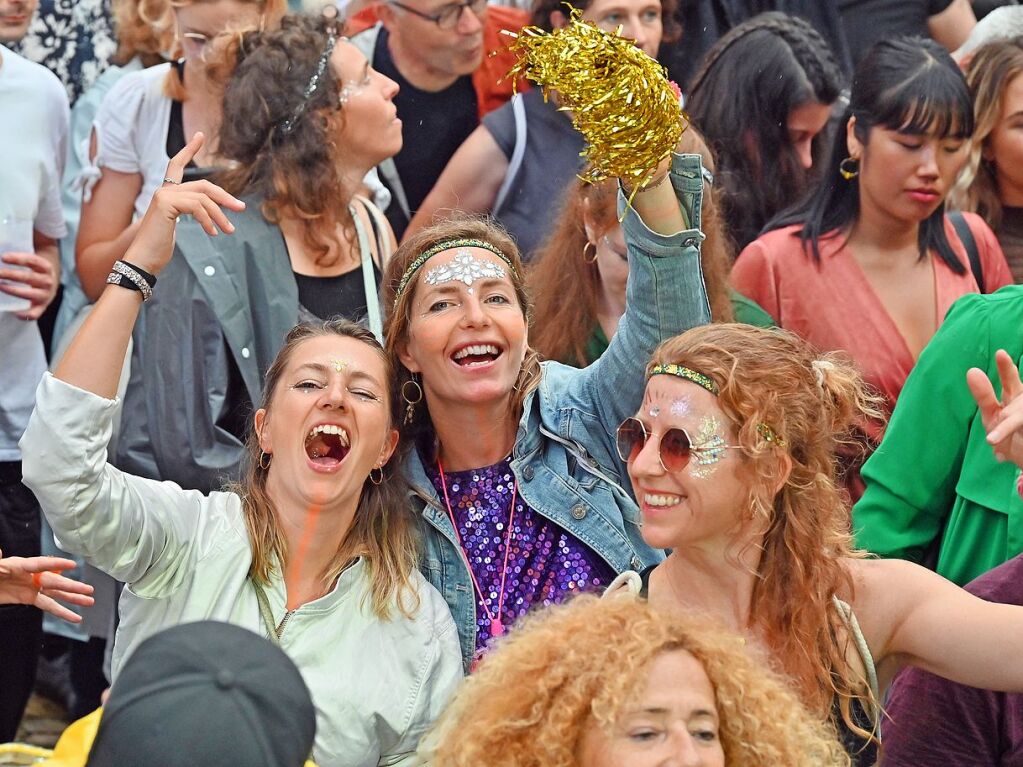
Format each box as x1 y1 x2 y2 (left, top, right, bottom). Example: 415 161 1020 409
583 289 775 364
854 287 1023 585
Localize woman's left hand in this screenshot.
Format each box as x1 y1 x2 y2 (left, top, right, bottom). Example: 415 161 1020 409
0 551 95 623
967 349 1023 469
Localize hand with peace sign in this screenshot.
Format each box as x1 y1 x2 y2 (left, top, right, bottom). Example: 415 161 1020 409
967 349 1023 470
122 131 246 277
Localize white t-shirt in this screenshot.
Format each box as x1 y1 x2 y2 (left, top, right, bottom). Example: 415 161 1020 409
0 45 69 460
83 62 173 219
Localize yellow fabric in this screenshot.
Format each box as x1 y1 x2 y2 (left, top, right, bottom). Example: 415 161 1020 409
1 708 318 767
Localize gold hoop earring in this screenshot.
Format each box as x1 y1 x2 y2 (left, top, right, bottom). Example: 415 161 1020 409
582 241 598 263
369 466 384 485
839 157 859 181
401 377 423 426
258 451 272 470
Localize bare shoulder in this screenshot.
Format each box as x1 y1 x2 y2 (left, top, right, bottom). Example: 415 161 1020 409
842 557 936 603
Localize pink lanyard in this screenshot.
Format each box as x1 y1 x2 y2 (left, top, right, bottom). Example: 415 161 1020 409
436 458 517 638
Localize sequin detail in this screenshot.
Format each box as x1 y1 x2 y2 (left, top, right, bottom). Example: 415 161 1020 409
427 457 614 655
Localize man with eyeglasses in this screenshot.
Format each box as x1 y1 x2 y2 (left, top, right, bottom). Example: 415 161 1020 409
345 0 528 238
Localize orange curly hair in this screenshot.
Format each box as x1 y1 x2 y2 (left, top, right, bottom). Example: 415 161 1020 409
426 595 849 766
647 323 884 738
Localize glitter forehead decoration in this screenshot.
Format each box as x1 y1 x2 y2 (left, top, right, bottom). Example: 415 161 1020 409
393 238 517 308
649 363 786 447
424 249 507 287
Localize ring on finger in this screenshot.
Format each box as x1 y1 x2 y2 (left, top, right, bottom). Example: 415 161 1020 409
32 571 44 590
162 177 180 185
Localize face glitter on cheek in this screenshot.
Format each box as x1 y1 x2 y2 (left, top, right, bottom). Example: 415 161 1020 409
423 249 508 287
690 414 727 480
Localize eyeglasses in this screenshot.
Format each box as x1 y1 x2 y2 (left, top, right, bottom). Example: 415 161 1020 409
615 417 741 473
389 0 487 29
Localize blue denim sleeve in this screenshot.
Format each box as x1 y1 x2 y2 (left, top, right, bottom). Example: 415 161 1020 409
569 152 712 448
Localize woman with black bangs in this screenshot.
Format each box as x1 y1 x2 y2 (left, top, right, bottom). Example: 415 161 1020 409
732 36 1013 502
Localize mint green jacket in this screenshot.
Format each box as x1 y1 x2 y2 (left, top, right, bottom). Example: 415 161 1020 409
854 287 1023 585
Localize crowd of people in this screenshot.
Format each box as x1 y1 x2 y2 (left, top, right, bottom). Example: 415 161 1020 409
3 0 1023 764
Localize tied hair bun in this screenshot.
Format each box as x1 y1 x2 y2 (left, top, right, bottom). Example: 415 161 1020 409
811 358 835 390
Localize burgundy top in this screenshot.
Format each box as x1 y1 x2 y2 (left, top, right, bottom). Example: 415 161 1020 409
881 554 1023 765
427 456 614 658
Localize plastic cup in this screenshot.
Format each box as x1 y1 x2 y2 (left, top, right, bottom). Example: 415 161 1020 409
0 216 34 313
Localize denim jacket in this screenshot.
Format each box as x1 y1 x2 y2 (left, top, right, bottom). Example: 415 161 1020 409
404 153 712 669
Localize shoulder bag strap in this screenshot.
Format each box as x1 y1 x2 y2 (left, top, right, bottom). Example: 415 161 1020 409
349 199 384 342
493 93 527 216
949 211 985 293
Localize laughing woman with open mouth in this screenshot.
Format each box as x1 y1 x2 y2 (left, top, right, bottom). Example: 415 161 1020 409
382 132 712 671
19 136 463 767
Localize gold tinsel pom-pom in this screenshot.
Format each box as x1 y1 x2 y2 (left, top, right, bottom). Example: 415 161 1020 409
503 8 686 191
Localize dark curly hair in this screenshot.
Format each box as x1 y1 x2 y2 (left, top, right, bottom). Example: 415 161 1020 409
213 14 357 266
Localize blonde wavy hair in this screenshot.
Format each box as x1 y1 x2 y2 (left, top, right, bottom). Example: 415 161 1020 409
949 37 1023 230
648 323 884 739
382 217 542 446
428 595 849 766
111 0 175 66
137 0 286 99
232 319 420 620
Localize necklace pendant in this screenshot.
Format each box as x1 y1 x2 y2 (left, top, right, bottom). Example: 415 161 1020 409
490 617 504 637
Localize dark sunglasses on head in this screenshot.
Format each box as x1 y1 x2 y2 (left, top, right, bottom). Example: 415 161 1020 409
614 416 741 473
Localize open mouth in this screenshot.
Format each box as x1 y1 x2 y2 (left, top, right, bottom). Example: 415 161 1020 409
451 343 502 368
304 424 350 468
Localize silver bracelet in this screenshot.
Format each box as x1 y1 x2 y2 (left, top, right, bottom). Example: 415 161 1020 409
106 260 155 302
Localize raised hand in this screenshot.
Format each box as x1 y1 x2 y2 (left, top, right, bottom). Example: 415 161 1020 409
0 551 95 623
123 131 245 277
967 349 1023 469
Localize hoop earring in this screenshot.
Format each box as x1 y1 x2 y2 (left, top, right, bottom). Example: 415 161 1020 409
839 157 859 181
258 451 272 470
369 466 384 485
582 241 598 263
401 376 423 426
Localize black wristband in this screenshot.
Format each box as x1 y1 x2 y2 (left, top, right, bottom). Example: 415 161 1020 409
120 259 157 287
106 260 157 301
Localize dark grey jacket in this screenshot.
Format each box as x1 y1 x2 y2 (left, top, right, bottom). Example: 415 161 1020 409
115 200 297 492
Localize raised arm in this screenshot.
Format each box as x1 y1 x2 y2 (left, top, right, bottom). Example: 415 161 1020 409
403 126 509 242
20 135 246 588
856 557 1023 695
57 134 243 395
571 148 711 442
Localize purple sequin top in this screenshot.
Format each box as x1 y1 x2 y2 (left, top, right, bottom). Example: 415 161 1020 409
427 456 615 656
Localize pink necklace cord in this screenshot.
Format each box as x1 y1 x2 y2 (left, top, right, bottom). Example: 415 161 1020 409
437 458 517 638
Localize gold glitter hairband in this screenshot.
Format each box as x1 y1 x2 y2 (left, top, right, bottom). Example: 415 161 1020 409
648 363 786 447
392 238 517 308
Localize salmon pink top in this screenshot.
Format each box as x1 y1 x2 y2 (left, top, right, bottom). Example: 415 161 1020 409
731 214 1012 501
